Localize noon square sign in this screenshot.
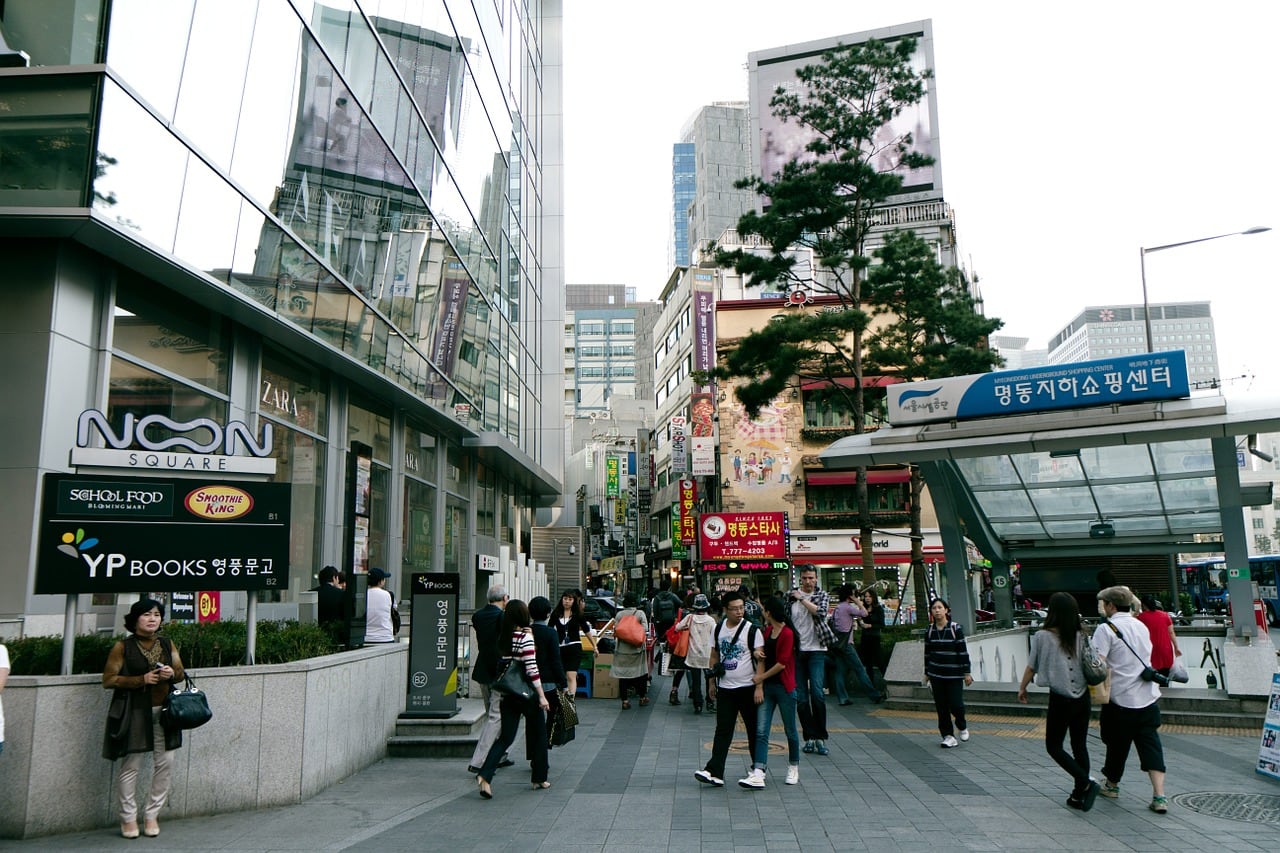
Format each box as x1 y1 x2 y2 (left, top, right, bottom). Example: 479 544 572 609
36 473 291 594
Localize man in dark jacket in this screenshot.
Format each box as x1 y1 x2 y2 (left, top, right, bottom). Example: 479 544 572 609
315 566 347 644
467 584 513 773
650 580 683 649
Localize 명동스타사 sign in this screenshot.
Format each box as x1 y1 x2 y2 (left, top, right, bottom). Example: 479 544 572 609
699 512 789 562
887 351 1191 425
35 473 291 594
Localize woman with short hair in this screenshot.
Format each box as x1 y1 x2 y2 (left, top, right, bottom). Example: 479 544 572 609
102 598 186 839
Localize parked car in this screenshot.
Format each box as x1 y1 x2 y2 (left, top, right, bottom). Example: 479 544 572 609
583 595 617 629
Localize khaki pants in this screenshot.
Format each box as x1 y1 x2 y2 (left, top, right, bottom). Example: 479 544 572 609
117 708 173 824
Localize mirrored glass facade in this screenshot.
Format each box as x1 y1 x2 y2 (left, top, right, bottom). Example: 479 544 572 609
0 0 563 623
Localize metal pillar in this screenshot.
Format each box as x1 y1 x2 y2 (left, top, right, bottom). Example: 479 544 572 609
1211 436 1256 640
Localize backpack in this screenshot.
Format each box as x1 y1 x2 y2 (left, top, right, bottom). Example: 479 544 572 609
713 619 760 665
654 591 679 623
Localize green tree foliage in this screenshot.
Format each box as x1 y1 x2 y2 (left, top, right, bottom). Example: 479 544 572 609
714 37 934 421
863 229 1003 383
863 229 1003 620
711 36 934 585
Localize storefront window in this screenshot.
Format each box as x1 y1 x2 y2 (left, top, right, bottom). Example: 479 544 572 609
262 422 326 602
445 495 470 576
348 398 392 462
257 349 328 602
403 478 436 579
476 464 496 537
404 421 437 483
106 360 225 432
114 275 230 393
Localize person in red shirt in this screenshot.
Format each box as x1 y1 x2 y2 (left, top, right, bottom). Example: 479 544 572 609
1137 594 1181 677
739 596 801 788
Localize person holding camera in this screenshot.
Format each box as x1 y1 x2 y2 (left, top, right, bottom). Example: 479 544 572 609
1091 586 1168 814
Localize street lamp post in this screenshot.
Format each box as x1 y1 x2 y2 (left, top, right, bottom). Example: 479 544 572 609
1139 226 1271 352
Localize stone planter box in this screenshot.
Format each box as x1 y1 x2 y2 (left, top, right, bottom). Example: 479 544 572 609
0 643 407 839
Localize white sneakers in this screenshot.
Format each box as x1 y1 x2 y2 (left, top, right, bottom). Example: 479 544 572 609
695 769 725 787
737 768 766 789
958 729 970 742
785 765 800 785
941 735 959 748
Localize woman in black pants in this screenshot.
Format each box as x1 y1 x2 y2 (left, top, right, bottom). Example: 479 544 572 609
1017 592 1100 810
858 587 885 681
475 600 551 798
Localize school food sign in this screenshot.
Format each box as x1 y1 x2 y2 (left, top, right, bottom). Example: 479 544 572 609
887 351 1191 426
36 473 291 594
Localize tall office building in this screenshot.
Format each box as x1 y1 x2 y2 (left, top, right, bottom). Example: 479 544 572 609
0 0 564 628
669 103 754 269
1047 302 1220 387
563 284 658 418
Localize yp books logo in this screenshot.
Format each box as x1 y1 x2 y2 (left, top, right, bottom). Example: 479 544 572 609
57 528 99 559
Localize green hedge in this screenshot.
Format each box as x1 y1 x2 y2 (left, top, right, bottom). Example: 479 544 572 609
5 620 339 676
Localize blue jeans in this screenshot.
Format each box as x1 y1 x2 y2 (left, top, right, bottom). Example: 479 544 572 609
754 682 800 769
831 635 880 702
795 649 828 740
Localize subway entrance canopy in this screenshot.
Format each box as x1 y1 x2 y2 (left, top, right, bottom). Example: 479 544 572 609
818 351 1280 641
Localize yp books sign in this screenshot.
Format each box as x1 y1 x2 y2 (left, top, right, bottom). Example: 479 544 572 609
36 473 291 594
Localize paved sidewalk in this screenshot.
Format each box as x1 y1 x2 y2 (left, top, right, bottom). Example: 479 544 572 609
4 672 1279 851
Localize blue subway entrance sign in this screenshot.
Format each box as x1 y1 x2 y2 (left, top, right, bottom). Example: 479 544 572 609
887 351 1191 426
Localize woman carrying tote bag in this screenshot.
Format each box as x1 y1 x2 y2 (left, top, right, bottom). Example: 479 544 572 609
474 600 550 798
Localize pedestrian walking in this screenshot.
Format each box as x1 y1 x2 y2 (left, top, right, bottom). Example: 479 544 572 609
1092 585 1169 813
830 585 883 705
1017 592 1100 810
694 591 764 787
924 597 972 747
670 594 716 711
739 596 800 789
789 569 832 755
475 600 551 798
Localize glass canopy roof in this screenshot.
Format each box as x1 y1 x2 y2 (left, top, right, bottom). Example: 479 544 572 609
954 438 1221 543
817 394 1280 560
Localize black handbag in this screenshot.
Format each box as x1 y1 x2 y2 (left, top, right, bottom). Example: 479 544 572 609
490 657 536 701
161 674 213 730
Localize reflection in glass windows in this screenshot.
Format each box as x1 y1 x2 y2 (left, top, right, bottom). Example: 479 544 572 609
114 274 230 393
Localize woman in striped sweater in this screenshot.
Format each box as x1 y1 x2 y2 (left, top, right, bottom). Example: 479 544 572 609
476 600 550 798
924 597 973 748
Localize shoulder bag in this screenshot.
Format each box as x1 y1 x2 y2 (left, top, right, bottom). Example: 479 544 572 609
616 611 645 646
161 673 213 730
490 656 537 701
1079 632 1109 686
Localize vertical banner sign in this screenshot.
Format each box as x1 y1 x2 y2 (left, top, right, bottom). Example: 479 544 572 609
407 572 460 718
614 493 627 524
670 416 688 474
606 455 620 498
671 503 687 559
678 478 698 545
1258 672 1280 780
693 283 716 393
428 265 470 395
637 429 652 518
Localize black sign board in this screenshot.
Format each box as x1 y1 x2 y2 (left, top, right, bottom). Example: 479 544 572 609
405 572 460 718
35 473 291 594
170 591 197 622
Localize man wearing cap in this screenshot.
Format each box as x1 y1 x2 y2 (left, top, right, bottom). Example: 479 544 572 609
467 584 515 774
364 568 396 644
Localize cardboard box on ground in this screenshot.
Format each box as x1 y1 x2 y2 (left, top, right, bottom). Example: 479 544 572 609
593 653 619 699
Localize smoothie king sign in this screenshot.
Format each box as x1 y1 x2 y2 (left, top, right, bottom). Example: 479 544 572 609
36 473 291 594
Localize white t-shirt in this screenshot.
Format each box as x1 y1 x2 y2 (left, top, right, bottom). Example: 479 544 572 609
715 619 763 690
365 586 395 642
0 643 8 743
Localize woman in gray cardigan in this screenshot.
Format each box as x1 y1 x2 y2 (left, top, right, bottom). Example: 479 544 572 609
1018 592 1099 811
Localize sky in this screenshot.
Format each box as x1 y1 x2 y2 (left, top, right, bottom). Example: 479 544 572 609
561 1 1280 396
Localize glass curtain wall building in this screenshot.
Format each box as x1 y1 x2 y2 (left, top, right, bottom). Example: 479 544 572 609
0 0 564 627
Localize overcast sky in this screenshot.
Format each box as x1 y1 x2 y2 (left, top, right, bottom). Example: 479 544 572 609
562 0 1279 395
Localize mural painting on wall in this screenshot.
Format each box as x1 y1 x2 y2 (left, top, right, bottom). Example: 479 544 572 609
721 392 799 513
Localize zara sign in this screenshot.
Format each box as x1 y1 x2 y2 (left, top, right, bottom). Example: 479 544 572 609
70 410 277 475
